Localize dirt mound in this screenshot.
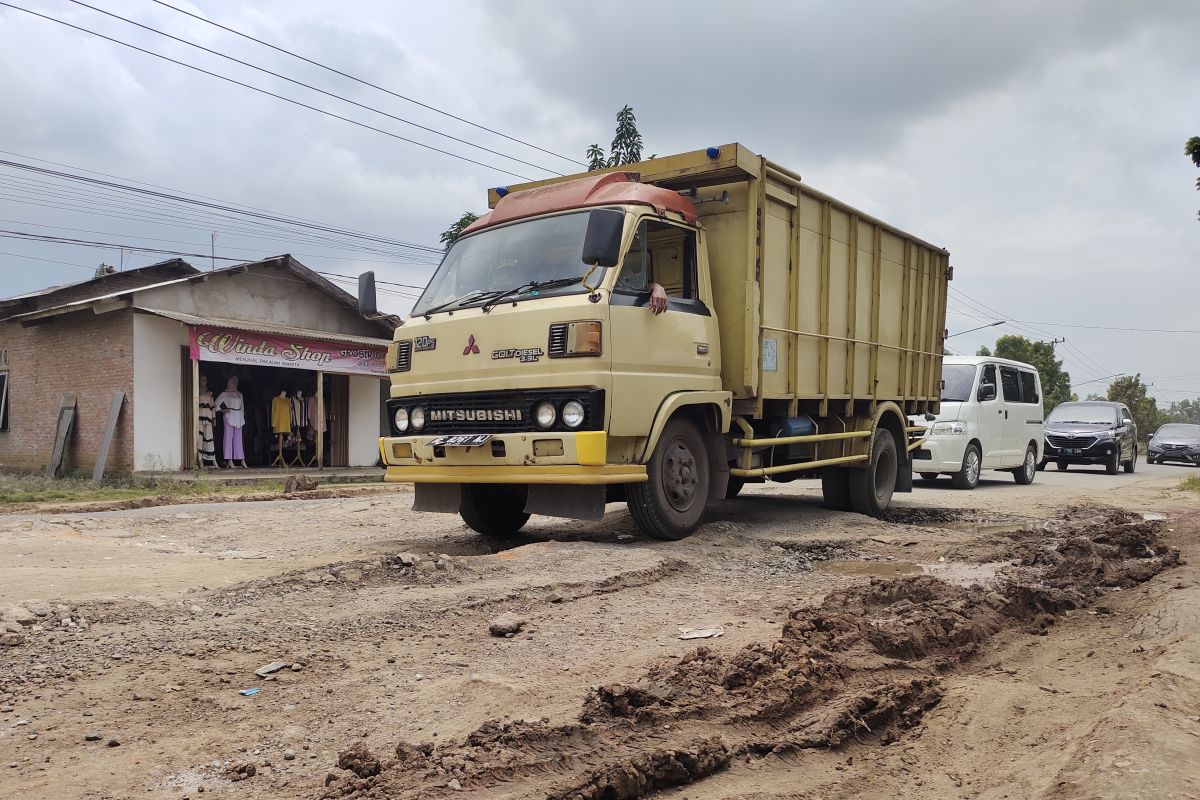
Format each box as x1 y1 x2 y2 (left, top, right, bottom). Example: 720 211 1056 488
321 507 1181 799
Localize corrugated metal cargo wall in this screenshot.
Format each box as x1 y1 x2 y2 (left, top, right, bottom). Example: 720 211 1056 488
699 159 947 417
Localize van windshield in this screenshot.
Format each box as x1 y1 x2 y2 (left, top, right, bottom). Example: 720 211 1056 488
411 211 601 315
940 364 977 402
1046 405 1117 424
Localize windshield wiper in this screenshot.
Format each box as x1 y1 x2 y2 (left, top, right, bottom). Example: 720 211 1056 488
420 289 505 318
481 276 584 313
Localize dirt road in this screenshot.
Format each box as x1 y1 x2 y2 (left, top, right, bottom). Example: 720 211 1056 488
1 462 1197 799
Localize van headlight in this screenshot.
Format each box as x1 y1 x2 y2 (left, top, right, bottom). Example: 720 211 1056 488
931 421 966 435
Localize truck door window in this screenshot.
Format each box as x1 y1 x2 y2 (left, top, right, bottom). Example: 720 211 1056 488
1000 367 1021 402
1018 371 1039 404
617 220 697 300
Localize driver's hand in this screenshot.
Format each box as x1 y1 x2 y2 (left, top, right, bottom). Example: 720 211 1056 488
649 284 668 315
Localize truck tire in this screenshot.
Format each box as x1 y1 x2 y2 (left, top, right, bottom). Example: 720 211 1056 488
1106 448 1120 475
848 429 898 517
1013 446 1037 485
951 443 982 490
822 468 853 510
627 418 709 540
459 485 530 537
724 476 746 499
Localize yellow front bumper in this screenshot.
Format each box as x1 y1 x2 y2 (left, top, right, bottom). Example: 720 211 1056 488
379 430 647 485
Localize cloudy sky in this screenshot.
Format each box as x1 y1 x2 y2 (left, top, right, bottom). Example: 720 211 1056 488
1 0 1198 404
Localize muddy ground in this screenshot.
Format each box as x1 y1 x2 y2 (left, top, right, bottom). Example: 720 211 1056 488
1 465 1198 799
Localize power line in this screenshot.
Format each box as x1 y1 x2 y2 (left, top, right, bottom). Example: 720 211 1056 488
0 248 99 271
66 0 563 177
0 3 536 181
148 0 587 169
0 156 441 257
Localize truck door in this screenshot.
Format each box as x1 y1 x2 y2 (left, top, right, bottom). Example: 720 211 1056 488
608 219 720 437
999 366 1024 465
977 364 1005 467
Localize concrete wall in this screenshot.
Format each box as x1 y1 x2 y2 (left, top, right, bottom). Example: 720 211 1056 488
348 375 383 466
0 309 135 474
132 314 188 471
136 264 386 338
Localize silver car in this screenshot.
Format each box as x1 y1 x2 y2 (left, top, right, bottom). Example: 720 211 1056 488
1147 423 1200 465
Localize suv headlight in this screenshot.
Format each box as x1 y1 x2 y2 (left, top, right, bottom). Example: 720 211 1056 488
1093 429 1117 440
931 421 966 435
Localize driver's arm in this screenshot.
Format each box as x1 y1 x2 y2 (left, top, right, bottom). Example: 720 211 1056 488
648 283 667 315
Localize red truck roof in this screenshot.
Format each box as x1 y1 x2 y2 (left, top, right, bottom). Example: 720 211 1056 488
462 172 697 236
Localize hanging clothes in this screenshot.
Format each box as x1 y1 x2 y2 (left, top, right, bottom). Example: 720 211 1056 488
198 390 217 465
270 394 291 434
290 393 309 430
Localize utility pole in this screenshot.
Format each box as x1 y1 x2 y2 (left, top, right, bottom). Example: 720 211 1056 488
210 233 217 271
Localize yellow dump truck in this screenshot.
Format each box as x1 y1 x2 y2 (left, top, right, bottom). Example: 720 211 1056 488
359 144 949 539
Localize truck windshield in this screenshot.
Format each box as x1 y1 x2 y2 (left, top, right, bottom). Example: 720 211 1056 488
412 212 599 315
940 364 977 402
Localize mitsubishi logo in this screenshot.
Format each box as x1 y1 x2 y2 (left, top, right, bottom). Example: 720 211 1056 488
463 334 479 355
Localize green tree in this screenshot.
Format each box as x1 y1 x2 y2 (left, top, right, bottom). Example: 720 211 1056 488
439 211 479 251
1188 136 1200 219
586 105 647 170
975 345 992 356
1107 374 1162 433
983 334 1072 413
1163 397 1200 425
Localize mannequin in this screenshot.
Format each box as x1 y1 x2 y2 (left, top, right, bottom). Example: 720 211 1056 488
197 375 217 468
214 376 248 468
270 389 291 466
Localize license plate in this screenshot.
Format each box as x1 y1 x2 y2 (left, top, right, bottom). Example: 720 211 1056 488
428 434 493 447
1063 448 1082 455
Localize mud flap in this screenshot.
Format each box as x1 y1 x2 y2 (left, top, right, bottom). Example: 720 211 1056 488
704 432 729 501
413 483 462 513
524 484 607 520
895 459 913 493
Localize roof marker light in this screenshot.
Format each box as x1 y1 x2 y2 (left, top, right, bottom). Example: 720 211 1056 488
705 146 720 160
495 186 509 197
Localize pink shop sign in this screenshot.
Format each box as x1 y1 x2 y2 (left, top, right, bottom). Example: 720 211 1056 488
188 325 386 376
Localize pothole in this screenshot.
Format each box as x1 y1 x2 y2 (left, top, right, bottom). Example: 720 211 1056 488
819 559 1012 586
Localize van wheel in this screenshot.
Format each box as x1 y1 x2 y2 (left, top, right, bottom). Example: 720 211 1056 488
460 485 530 537
822 467 853 510
1013 446 1037 485
627 418 709 540
849 430 898 517
1106 448 1120 475
951 443 982 490
918 472 940 482
1124 448 1137 474
724 476 746 499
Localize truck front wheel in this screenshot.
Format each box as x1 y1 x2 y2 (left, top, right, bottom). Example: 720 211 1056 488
848 429 897 517
627 418 710 540
459 485 530 537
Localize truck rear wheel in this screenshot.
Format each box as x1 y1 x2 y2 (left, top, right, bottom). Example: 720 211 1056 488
848 429 897 517
459 485 530 537
821 468 853 511
627 418 709 540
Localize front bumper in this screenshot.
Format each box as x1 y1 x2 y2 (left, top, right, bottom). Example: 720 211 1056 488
911 436 969 473
1043 439 1119 464
379 430 647 485
1149 447 1200 463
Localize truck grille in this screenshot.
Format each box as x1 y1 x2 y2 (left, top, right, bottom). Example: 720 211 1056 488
393 340 412 372
387 388 604 435
1047 433 1097 449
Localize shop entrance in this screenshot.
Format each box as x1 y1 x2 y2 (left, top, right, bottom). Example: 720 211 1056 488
181 350 350 469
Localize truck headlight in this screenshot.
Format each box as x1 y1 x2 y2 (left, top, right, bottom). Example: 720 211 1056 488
561 399 585 429
394 407 409 433
410 406 427 431
534 401 557 429
931 421 966 435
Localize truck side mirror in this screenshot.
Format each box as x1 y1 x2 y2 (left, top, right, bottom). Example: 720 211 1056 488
581 209 625 269
978 383 997 402
358 271 378 317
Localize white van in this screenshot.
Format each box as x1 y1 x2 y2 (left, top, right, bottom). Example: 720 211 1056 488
912 356 1044 489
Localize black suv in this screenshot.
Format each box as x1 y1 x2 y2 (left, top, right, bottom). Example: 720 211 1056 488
1042 401 1137 474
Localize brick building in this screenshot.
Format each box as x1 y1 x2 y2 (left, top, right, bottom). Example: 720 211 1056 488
0 256 397 475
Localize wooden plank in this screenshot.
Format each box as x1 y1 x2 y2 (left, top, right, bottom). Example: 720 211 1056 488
47 394 77 479
898 240 913 407
869 226 882 407
92 391 125 483
845 215 859 414
817 201 831 417
788 197 801 415
316 370 325 469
